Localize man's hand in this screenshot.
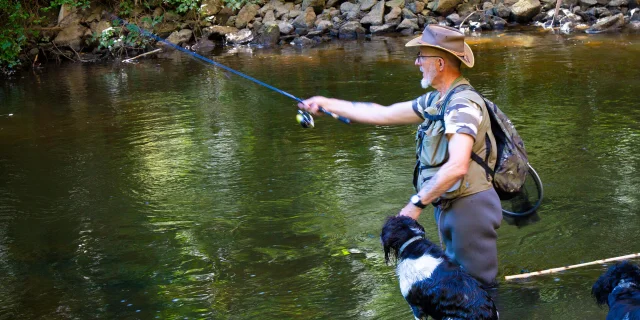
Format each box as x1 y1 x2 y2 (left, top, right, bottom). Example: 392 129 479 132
398 202 422 220
298 96 332 116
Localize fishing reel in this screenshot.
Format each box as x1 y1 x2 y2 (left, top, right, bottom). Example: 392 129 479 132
296 110 315 128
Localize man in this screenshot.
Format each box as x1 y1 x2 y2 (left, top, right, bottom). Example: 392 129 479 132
298 25 502 286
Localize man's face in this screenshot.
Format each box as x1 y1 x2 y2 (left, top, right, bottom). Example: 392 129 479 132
415 48 442 89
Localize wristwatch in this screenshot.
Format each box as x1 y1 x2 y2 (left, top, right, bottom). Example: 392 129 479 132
410 194 427 209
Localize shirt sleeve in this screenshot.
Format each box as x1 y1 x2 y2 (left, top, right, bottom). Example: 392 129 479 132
412 92 433 120
443 98 483 140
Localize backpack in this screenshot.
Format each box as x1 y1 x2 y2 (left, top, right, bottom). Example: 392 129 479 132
462 86 529 200
438 84 529 200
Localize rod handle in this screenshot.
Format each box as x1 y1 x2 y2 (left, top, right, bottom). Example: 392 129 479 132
319 107 351 124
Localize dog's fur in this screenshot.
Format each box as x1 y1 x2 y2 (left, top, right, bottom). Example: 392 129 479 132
592 260 640 320
381 216 498 320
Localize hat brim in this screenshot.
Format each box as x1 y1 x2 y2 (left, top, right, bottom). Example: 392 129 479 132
405 35 475 68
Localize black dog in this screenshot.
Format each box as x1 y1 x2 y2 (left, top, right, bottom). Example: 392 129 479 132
381 216 498 320
592 260 640 320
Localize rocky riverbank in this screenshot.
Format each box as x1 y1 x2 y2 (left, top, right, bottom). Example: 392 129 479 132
16 0 640 68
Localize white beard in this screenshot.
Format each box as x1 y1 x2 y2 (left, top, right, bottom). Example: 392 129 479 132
420 64 437 89
421 78 430 89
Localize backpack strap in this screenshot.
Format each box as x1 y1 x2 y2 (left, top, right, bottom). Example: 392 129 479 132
471 152 495 177
413 86 466 191
416 86 464 160
459 88 495 179
443 85 495 180
427 91 438 108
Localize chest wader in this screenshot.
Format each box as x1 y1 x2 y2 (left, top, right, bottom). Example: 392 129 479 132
412 85 469 195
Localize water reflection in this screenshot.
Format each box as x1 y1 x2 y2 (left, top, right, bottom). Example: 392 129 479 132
1 31 639 319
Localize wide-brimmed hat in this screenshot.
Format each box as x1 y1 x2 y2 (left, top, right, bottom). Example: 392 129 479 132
406 25 475 68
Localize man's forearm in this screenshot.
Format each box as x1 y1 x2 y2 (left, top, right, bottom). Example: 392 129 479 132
397 164 465 220
416 162 466 205
322 99 389 124
300 96 421 125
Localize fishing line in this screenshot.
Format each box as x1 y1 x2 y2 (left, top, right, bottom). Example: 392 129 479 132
109 14 351 128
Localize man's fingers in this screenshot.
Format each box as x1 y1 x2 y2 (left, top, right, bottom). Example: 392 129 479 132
298 100 321 115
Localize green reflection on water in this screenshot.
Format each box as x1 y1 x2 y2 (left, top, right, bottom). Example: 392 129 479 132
1 30 639 319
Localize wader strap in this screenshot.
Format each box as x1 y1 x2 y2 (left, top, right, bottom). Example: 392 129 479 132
437 207 445 249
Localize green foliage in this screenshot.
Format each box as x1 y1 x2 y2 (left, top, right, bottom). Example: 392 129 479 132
94 26 118 51
141 14 163 29
92 15 162 54
40 0 91 13
0 1 28 69
118 1 134 16
163 0 200 13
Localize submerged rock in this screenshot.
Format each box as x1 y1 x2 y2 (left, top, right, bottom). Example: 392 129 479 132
626 21 640 32
191 39 216 52
291 35 317 47
370 23 397 33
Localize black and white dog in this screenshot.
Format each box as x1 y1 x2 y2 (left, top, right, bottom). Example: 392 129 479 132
381 216 498 320
592 260 640 320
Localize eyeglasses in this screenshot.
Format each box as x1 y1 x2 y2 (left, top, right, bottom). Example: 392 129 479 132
416 53 442 63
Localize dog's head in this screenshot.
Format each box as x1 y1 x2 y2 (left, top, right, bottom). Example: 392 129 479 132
380 216 426 264
592 260 640 306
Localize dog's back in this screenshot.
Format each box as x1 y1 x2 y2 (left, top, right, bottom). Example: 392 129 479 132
404 260 499 320
604 287 640 320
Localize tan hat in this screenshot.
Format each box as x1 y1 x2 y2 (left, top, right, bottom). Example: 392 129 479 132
406 24 475 68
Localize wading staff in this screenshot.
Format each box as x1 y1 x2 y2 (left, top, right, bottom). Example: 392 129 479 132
505 252 640 280
108 13 351 127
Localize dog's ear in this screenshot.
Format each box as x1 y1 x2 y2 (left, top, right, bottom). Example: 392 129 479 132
380 216 402 264
621 260 640 283
592 271 613 306
399 215 425 235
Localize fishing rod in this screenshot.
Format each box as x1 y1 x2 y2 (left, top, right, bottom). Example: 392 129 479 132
109 14 351 128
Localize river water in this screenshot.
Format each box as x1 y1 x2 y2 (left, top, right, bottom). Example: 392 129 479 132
1 29 639 319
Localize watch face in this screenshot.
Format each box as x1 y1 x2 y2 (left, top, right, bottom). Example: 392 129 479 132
411 195 420 204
